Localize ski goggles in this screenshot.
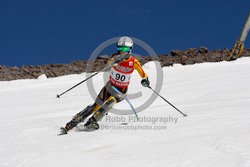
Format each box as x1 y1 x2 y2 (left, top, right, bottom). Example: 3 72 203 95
117 46 131 52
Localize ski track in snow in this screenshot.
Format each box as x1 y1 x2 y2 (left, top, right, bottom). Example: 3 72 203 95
0 58 250 167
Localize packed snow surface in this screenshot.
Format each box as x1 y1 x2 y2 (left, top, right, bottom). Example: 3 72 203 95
0 58 250 167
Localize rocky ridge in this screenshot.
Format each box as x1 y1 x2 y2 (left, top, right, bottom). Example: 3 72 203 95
1 47 249 81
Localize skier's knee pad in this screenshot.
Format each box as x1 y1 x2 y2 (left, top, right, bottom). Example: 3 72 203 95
93 96 117 121
101 96 117 112
107 96 117 107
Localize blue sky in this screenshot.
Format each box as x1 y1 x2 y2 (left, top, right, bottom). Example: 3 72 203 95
0 0 249 66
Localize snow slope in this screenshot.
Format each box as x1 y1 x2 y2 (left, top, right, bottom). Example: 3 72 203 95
0 58 250 167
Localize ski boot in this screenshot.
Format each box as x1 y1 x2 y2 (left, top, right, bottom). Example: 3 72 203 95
84 117 100 132
58 127 68 135
58 119 79 135
59 104 98 135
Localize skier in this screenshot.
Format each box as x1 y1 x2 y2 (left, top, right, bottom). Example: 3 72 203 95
60 36 150 134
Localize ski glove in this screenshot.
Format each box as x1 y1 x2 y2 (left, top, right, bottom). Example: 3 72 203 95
141 78 150 87
114 54 131 64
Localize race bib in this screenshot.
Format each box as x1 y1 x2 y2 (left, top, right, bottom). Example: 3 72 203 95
110 67 132 87
110 67 131 82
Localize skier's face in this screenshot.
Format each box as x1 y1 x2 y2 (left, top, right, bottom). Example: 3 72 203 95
120 51 128 56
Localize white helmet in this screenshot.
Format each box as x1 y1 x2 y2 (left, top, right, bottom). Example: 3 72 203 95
117 36 133 48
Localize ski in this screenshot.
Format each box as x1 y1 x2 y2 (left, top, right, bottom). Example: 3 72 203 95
58 125 99 135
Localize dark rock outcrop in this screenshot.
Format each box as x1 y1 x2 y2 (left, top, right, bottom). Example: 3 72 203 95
0 48 249 81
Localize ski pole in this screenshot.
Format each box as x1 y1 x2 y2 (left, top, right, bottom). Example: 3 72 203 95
56 54 131 98
56 65 112 98
111 86 139 121
148 86 187 117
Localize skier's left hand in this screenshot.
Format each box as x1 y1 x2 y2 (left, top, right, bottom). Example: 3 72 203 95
141 78 150 87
